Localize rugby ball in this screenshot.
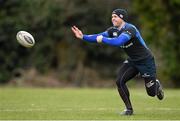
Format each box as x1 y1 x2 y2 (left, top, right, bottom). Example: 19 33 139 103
16 31 35 48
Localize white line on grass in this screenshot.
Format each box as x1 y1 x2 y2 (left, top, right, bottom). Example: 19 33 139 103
1 107 180 112
0 107 115 112
0 119 180 121
146 107 180 111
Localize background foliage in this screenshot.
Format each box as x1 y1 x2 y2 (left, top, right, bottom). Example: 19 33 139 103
0 0 179 87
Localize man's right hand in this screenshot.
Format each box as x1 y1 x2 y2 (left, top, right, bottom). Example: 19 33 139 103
71 26 83 39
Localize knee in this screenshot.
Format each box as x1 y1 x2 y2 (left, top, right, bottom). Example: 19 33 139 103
116 79 124 89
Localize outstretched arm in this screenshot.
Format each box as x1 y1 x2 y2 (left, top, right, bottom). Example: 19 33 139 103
96 26 136 46
71 26 109 43
97 33 131 46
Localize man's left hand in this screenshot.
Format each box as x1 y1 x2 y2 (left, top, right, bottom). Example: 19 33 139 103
96 35 103 43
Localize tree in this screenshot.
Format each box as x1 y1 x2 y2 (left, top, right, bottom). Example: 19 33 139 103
0 0 128 85
132 0 180 87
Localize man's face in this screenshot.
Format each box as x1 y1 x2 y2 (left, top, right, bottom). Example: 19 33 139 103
111 14 123 27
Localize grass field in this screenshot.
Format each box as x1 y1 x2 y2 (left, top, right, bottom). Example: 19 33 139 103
0 87 180 120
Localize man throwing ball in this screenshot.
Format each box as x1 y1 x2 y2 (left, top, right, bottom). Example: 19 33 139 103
71 9 164 115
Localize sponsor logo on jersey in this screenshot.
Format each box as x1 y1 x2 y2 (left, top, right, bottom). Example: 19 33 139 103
120 42 133 48
113 32 118 37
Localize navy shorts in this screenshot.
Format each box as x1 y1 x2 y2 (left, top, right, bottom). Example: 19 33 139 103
128 57 157 78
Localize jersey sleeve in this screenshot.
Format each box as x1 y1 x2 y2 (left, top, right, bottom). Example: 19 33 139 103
101 33 130 46
101 27 136 46
83 31 109 43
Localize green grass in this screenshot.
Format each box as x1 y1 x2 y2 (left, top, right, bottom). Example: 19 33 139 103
0 87 180 120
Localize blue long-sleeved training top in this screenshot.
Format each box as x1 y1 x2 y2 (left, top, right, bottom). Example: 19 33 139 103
82 22 153 61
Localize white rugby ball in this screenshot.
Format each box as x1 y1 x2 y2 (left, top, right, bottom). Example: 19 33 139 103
16 31 35 48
